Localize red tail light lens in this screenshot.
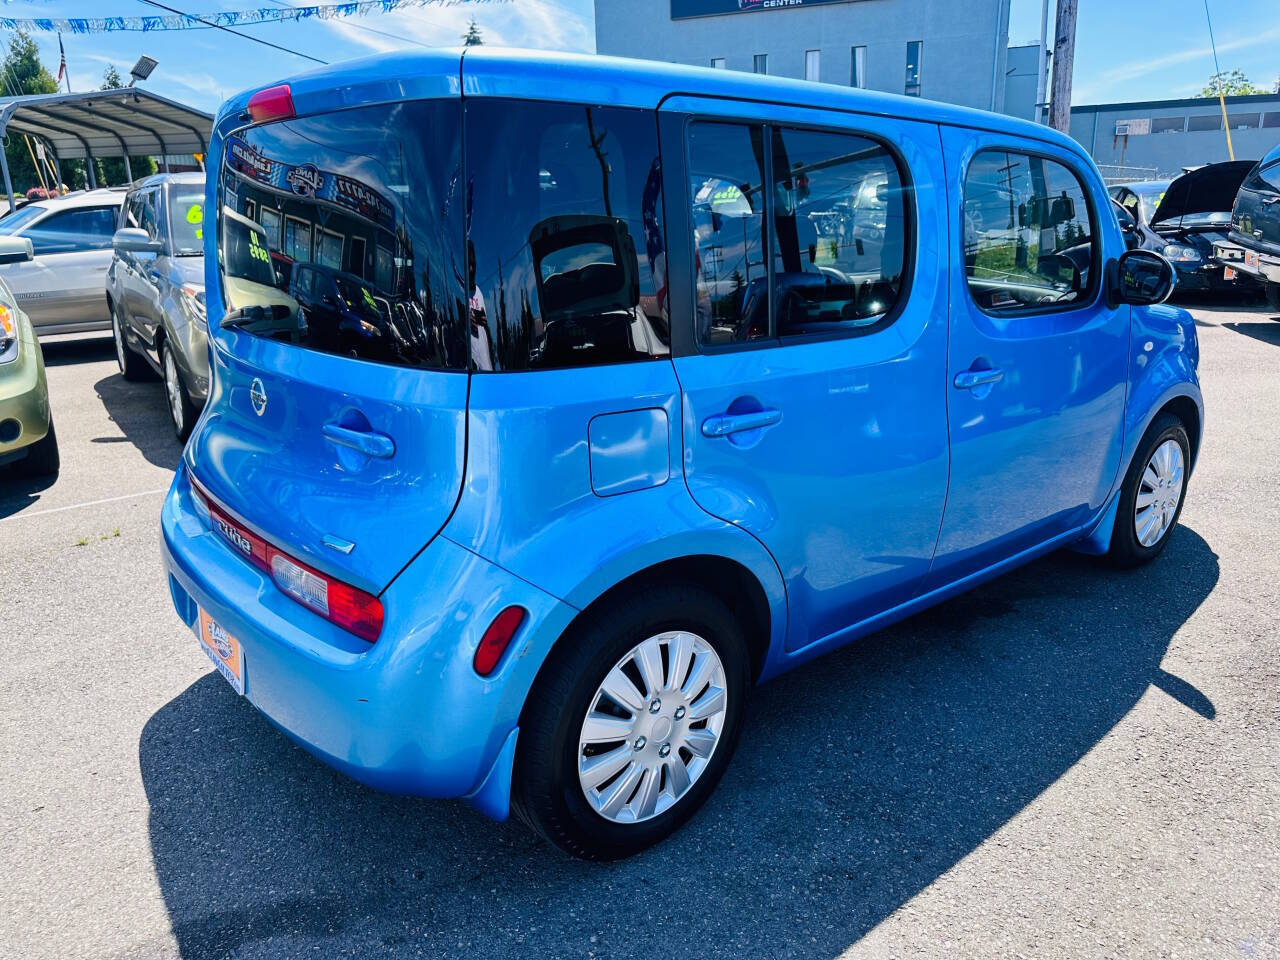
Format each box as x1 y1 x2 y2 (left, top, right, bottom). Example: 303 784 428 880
474 607 526 677
247 84 295 123
191 477 383 643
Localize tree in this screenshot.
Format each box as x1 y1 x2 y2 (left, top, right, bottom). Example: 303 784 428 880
97 65 157 186
462 18 484 46
1 31 58 195
1198 69 1265 98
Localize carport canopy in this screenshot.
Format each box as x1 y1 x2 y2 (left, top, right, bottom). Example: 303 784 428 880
0 87 212 210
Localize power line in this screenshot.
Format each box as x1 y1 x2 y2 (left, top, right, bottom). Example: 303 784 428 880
133 0 328 64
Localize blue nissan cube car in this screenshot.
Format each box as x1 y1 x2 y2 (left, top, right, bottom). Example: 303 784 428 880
161 48 1202 860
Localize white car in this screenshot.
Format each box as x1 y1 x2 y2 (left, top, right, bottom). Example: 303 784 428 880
0 188 127 335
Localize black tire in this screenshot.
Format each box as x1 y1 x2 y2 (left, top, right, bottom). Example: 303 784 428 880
1265 282 1280 312
161 340 200 442
512 582 750 860
1107 412 1190 567
16 418 59 478
112 300 151 382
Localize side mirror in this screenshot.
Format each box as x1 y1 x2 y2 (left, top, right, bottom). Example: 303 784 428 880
1114 249 1176 306
113 228 163 254
0 236 33 264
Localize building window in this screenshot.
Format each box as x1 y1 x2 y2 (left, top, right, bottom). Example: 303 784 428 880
711 57 726 69
850 46 866 88
753 53 768 75
905 41 922 96
1227 113 1260 130
805 49 821 83
1151 116 1185 134
1187 114 1222 132
1264 112 1280 128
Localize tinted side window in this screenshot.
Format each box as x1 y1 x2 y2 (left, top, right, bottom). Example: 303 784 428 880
465 99 669 371
688 121 769 345
770 126 907 337
26 206 119 255
963 151 1096 313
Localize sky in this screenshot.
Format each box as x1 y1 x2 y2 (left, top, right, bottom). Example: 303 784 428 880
3 0 1277 114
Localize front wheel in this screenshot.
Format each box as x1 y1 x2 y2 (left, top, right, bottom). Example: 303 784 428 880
513 583 749 860
1107 412 1190 567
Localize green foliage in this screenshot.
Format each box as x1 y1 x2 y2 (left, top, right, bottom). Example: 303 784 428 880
1198 69 1265 98
1 31 58 195
97 66 158 186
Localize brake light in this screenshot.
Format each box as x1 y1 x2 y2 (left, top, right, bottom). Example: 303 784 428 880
191 477 383 643
247 84 295 123
474 606 526 677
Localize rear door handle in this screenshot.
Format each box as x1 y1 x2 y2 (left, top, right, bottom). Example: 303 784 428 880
953 368 1004 390
701 408 782 438
323 422 395 458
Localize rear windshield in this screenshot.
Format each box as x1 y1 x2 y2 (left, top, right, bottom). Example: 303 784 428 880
169 184 206 256
217 100 466 369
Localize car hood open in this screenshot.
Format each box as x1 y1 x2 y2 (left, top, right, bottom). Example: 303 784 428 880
1150 160 1256 230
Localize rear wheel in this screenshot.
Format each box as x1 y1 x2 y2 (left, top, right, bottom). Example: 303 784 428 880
112 302 150 382
162 340 200 442
1107 412 1189 567
513 583 749 860
15 418 59 478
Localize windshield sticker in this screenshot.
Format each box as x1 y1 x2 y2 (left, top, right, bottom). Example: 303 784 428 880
186 203 203 225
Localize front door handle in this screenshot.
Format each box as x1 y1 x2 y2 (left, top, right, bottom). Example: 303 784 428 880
323 422 395 458
701 408 782 438
953 367 1005 391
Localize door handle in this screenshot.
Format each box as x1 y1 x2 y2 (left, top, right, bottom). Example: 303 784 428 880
323 422 395 458
701 408 782 438
953 368 1004 390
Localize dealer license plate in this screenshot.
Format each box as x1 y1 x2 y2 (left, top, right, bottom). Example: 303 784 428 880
1245 250 1260 269
197 608 245 695
1224 267 1237 280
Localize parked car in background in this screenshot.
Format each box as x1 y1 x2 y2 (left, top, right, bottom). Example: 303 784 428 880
0 237 58 478
107 173 209 440
1114 163 1257 295
0 188 126 335
1212 144 1280 309
162 49 1201 861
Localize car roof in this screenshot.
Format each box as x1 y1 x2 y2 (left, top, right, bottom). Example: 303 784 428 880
217 47 1089 162
21 188 125 214
130 171 206 192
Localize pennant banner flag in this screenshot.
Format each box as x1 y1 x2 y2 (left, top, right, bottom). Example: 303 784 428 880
1 0 509 34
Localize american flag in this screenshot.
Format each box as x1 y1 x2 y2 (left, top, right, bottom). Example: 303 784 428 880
56 34 66 86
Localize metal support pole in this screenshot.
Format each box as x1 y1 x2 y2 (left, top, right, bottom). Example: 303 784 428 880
161 153 170 173
85 149 97 189
123 153 133 182
1034 0 1050 125
0 145 14 213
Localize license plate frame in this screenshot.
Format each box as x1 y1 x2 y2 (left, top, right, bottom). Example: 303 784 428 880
197 608 245 696
1245 250 1260 269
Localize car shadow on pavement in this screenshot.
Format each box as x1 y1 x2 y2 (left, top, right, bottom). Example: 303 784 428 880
37 334 116 367
94 372 182 471
139 526 1219 960
1223 320 1280 347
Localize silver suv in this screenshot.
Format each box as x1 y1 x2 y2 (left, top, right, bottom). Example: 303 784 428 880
107 173 208 440
0 188 126 335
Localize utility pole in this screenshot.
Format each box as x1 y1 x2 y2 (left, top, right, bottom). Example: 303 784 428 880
1048 0 1077 133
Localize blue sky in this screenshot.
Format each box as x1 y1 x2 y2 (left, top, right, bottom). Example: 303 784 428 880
4 0 1278 113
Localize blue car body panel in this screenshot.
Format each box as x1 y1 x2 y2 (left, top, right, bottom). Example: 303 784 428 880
161 48 1202 821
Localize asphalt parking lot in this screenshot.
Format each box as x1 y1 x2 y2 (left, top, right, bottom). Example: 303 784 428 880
2 302 1278 960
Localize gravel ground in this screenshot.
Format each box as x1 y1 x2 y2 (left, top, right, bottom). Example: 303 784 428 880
1 303 1277 960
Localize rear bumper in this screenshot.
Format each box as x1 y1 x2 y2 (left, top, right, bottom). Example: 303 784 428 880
1212 241 1280 284
160 464 576 809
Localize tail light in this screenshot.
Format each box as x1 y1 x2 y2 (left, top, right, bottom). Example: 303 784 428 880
247 84 295 124
191 479 383 643
474 607 526 677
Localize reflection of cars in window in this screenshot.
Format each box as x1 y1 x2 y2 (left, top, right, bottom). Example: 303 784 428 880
162 49 1202 865
0 188 125 335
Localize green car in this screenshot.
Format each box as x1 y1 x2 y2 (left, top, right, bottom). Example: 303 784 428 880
0 236 58 478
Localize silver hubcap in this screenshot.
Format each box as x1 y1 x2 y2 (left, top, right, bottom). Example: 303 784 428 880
578 631 728 825
112 310 126 372
1134 438 1184 547
164 349 183 431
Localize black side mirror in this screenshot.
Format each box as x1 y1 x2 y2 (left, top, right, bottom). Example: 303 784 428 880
1114 249 1176 306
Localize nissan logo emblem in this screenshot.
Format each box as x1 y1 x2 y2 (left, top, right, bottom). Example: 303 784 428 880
250 378 267 417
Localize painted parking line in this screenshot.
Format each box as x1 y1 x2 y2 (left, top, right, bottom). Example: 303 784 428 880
0 487 169 523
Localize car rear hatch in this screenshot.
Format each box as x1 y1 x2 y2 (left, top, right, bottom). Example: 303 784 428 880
1230 150 1280 254
189 66 469 597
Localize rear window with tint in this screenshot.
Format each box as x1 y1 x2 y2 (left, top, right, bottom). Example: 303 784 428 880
216 100 466 370
464 99 670 371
